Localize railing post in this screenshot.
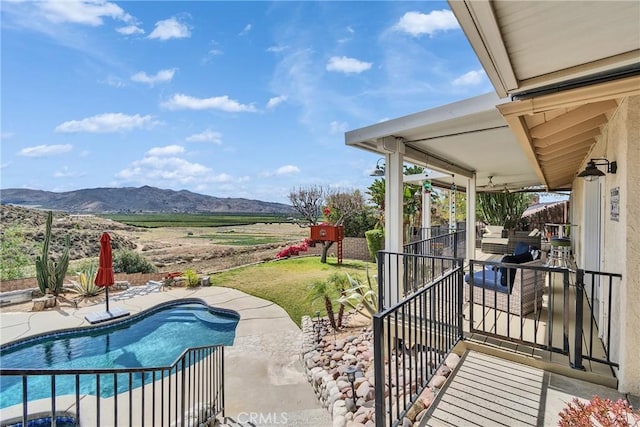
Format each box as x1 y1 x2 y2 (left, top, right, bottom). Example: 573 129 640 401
453 231 458 259
377 251 384 311
221 347 225 418
373 314 386 427
572 269 585 370
457 258 464 339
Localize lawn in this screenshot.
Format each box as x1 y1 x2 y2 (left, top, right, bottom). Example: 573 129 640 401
208 256 374 327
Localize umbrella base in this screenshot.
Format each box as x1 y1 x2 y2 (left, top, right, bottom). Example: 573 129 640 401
85 307 130 324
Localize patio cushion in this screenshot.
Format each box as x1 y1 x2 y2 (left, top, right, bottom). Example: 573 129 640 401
513 241 530 255
499 252 534 289
464 269 509 293
464 259 545 316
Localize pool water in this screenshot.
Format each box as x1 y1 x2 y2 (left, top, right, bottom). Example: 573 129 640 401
0 301 239 409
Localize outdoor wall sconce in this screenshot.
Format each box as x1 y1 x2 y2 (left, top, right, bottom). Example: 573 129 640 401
577 158 617 181
344 365 357 400
370 158 385 177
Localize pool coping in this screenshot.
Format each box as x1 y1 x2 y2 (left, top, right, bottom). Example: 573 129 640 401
0 298 240 353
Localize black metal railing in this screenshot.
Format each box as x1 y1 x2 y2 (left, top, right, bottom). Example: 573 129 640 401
466 259 569 354
403 229 465 260
408 226 451 242
373 254 464 427
0 345 224 427
573 269 622 371
378 251 460 311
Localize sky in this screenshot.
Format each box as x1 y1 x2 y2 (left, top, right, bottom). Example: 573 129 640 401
0 1 495 205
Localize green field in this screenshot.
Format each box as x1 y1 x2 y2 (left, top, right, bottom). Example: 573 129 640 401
101 213 294 228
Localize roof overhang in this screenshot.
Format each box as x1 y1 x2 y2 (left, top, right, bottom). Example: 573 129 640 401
346 92 542 192
448 0 640 98
447 0 640 190
346 2 640 193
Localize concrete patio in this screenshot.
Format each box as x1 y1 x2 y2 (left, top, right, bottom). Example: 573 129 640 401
0 284 331 426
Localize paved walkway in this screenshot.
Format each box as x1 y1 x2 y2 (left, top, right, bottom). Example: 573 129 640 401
0 285 331 427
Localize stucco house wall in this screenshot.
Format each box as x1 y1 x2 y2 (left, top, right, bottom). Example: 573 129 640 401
572 95 640 394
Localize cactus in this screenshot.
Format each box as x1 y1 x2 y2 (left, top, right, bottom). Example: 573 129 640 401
35 211 70 296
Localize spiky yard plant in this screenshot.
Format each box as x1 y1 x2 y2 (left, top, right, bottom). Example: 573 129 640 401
337 271 379 320
69 262 104 297
183 268 200 288
306 279 338 330
327 273 350 328
35 211 70 297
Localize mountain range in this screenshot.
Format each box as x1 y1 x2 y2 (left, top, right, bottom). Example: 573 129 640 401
0 186 296 214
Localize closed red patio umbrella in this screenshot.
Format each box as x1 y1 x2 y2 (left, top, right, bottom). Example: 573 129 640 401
95 232 115 312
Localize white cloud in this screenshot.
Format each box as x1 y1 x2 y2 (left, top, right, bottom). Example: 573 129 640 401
1 132 15 139
38 0 131 26
394 10 459 37
326 56 372 74
452 69 486 86
260 164 300 177
117 156 211 184
55 113 160 133
329 121 348 134
131 68 176 85
18 144 72 157
276 165 300 175
148 17 190 40
102 75 126 88
117 24 144 35
1 162 11 169
239 24 252 36
266 95 287 109
186 130 222 144
146 145 185 156
267 45 288 53
53 166 85 178
161 94 257 112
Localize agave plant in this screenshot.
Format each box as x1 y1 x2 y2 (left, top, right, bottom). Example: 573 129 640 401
68 262 104 297
336 270 379 319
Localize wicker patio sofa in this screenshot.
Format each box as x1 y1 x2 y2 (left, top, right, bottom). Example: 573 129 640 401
480 225 509 254
464 259 545 316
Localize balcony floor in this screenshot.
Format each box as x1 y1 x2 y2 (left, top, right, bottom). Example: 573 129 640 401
461 249 616 385
419 350 635 427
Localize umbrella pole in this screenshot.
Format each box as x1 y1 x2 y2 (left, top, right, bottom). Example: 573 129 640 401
105 286 110 313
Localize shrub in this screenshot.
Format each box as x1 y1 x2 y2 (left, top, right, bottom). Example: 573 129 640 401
163 271 182 288
559 395 640 426
365 229 384 261
277 238 313 259
113 250 157 274
183 268 200 288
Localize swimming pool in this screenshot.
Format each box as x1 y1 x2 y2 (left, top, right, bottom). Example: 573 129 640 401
0 299 239 409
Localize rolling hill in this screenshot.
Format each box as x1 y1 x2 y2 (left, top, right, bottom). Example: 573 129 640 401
0 186 296 214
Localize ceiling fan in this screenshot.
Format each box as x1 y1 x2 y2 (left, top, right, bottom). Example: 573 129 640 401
477 175 544 193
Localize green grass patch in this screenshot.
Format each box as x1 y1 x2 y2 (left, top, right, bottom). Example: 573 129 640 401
101 213 294 228
190 233 284 246
208 257 374 327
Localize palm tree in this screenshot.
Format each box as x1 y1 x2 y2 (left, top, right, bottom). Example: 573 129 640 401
306 279 338 330
327 273 350 328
